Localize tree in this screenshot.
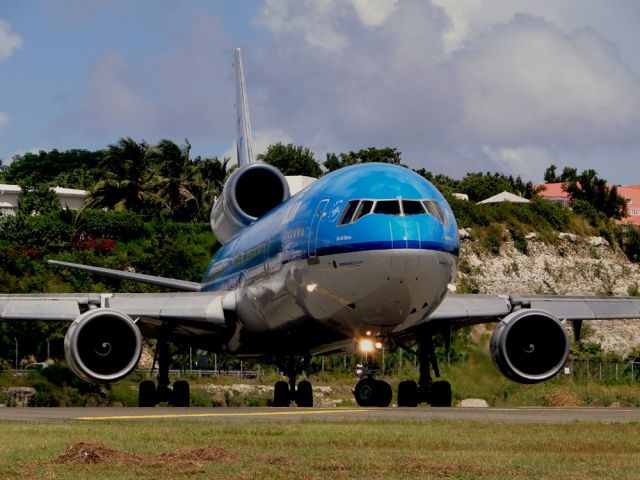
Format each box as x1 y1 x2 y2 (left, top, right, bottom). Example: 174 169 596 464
544 164 558 183
560 167 578 183
257 143 322 177
564 169 627 219
17 181 61 215
323 147 403 172
458 172 515 202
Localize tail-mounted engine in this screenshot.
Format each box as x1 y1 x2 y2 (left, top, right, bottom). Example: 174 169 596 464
490 309 569 384
210 163 290 244
64 308 143 384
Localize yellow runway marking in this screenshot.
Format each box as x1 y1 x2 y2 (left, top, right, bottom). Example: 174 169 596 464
76 409 369 421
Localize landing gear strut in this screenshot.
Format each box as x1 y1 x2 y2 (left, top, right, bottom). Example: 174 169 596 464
272 356 314 407
138 337 191 407
397 333 452 408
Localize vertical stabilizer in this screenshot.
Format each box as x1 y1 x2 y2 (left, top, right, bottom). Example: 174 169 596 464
234 48 255 166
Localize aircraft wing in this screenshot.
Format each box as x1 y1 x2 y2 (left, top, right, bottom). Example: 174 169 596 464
0 291 235 345
396 293 640 333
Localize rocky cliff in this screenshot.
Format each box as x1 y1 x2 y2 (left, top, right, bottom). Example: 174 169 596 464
457 232 640 355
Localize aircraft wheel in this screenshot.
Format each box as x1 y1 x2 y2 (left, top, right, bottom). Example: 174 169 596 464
138 380 156 407
374 380 393 407
273 380 290 407
430 380 452 407
397 380 418 407
354 378 377 407
172 380 190 407
296 380 313 407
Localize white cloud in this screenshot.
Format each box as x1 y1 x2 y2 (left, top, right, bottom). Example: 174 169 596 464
483 145 554 180
0 111 10 128
454 15 640 147
0 19 22 61
431 0 483 54
252 2 640 182
258 0 348 51
352 0 398 27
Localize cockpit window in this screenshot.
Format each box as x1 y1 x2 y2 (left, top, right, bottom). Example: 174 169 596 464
374 200 401 215
402 200 425 215
353 200 374 222
423 200 445 223
338 200 359 226
338 198 447 226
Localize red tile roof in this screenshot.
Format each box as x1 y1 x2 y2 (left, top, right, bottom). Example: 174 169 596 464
535 183 640 228
535 183 571 198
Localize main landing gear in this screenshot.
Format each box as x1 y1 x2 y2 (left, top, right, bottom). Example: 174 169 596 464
138 339 191 407
397 334 452 407
272 357 314 407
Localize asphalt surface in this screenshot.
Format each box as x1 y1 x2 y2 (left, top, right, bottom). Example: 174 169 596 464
1 407 639 424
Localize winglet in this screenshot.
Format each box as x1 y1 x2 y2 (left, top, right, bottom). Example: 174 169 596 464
48 260 202 292
234 47 255 166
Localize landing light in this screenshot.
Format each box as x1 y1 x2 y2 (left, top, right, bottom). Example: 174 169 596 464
358 339 375 353
306 284 317 293
447 283 457 292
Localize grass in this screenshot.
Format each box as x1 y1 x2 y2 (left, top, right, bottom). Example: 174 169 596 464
1 419 640 479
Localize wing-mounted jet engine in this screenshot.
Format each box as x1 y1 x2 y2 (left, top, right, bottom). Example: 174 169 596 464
210 163 290 244
490 309 569 384
64 308 143 384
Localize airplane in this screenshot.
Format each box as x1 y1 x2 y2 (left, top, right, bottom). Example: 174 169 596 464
3 48 640 408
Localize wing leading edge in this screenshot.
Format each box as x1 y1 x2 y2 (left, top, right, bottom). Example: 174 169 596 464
48 260 202 292
407 293 640 331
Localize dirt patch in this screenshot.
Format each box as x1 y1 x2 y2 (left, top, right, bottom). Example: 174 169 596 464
53 442 234 465
542 391 583 407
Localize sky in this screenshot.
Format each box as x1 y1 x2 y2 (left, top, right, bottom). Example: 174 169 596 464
1 0 640 184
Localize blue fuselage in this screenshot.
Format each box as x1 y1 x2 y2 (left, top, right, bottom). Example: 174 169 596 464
202 163 460 355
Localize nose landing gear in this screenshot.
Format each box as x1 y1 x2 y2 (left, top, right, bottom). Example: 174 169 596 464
352 332 452 408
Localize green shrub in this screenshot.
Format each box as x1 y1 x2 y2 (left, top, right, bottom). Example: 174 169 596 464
508 224 528 254
76 209 144 241
480 224 503 255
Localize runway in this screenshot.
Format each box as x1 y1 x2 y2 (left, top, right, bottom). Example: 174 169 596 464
1 406 640 424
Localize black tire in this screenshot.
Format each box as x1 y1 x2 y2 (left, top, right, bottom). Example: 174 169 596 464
354 378 377 407
397 380 418 407
296 380 313 407
375 380 393 407
430 380 452 407
273 380 290 407
138 380 156 407
172 380 190 407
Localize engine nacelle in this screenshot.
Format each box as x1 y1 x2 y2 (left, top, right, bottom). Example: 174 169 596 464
490 309 569 384
64 308 142 384
210 163 290 244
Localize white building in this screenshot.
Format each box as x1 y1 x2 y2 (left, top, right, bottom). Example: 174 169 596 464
0 184 88 215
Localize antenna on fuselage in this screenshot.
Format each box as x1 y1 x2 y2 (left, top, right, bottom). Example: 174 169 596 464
234 48 255 166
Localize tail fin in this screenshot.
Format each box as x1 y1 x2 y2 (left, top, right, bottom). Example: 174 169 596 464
234 48 255 166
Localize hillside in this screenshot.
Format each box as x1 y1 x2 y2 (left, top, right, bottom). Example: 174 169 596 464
458 230 640 355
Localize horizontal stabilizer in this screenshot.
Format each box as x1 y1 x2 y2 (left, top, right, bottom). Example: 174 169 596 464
48 260 202 292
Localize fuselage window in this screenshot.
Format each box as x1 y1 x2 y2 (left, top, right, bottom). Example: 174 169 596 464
338 200 359 226
402 200 426 215
374 200 401 215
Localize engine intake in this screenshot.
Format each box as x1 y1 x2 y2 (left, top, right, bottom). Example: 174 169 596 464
490 309 569 384
211 163 290 244
65 308 142 384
